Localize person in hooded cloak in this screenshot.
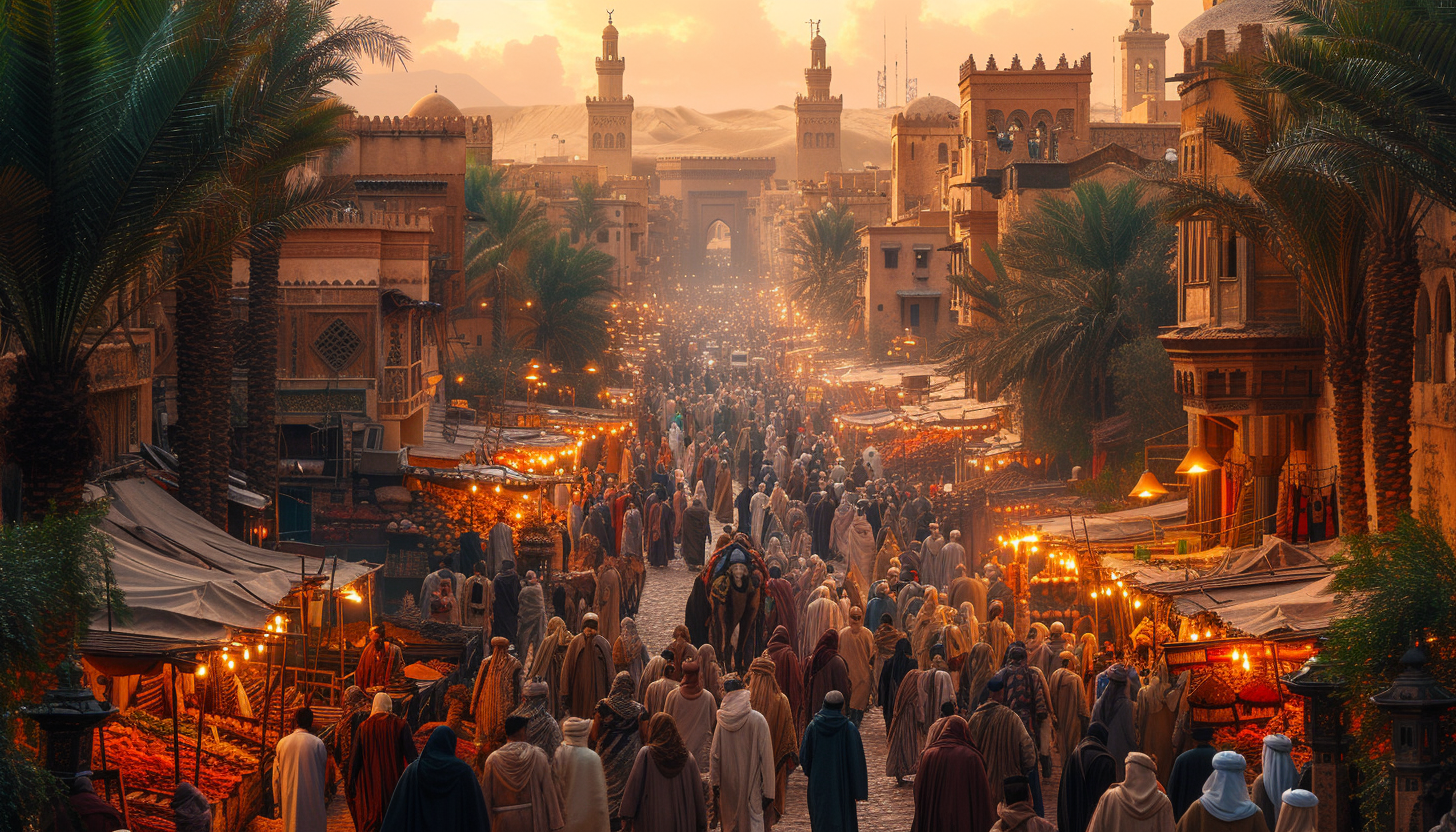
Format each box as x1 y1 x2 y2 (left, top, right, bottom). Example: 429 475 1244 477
1059 722 1118 832
1050 651 1090 760
911 714 996 832
612 616 650 689
885 656 927 785
801 629 852 729
764 625 806 732
665 658 719 788
510 679 564 763
709 677 776 832
1085 751 1174 832
746 656 798 827
799 585 846 657
1173 751 1269 832
1091 667 1138 779
838 606 876 726
681 498 713 569
593 671 649 825
619 713 708 832
380 727 489 832
347 693 417 832
494 561 524 644
968 679 1038 810
799 691 869 832
528 617 572 718
562 615 616 720
479 714 566 832
920 524 951 591
960 641 998 714
1136 673 1179 787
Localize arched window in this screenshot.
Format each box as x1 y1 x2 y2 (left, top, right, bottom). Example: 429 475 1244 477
604 133 614 149
1416 285 1432 382
815 133 823 147
937 143 949 164
910 142 916 161
1438 280 1453 383
1135 61 1146 92
617 132 626 148
592 132 602 148
804 132 813 148
827 132 835 148
1148 61 1159 92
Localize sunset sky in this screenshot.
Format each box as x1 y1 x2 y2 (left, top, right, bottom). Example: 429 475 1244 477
336 0 1208 113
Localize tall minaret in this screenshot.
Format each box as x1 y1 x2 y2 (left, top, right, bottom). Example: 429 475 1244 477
794 22 843 181
1118 0 1171 122
586 14 633 176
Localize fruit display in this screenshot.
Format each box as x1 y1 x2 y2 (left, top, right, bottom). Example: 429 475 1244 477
101 719 252 800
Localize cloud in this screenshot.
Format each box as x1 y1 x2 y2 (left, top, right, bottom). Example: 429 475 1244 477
336 0 1207 111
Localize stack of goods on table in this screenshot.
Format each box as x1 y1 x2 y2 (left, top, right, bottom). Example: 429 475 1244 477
101 711 259 832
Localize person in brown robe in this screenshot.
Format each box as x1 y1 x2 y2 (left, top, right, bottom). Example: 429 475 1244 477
764 626 805 731
667 625 695 680
838 606 875 726
479 715 565 832
355 625 403 690
992 776 1057 832
619 713 708 832
348 693 417 832
947 564 976 609
1136 674 1178 787
872 614 907 705
885 667 925 785
562 614 615 720
1050 651 1090 761
985 602 1015 667
968 679 1037 809
664 658 718 793
527 617 572 718
1173 751 1270 832
472 637 524 759
800 629 851 729
747 656 798 827
911 715 996 832
596 560 624 648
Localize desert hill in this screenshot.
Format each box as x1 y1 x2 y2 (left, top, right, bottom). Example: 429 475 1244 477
465 103 899 179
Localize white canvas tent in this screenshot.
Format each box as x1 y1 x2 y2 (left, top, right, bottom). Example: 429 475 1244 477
93 478 373 641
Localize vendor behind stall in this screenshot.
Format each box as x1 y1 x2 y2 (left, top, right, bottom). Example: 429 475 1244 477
357 625 404 690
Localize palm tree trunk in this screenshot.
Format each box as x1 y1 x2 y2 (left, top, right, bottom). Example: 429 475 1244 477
1324 339 1369 534
175 248 232 528
3 355 96 518
1365 231 1421 530
246 229 281 517
492 266 510 352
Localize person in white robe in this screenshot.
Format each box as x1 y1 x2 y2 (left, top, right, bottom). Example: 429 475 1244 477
709 678 776 832
749 484 772 547
555 718 611 832
273 708 328 832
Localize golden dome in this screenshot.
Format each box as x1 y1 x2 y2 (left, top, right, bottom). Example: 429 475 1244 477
407 92 463 119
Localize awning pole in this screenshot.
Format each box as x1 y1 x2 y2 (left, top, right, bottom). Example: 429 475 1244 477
171 663 180 786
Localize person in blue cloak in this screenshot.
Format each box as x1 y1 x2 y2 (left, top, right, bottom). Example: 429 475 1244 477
799 690 869 831
380 726 489 832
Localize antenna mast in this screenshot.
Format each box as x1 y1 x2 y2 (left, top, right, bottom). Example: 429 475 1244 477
904 20 917 103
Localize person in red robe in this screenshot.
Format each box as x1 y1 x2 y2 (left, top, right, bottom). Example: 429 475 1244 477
764 625 805 732
763 566 799 650
911 715 996 832
355 625 403 690
347 693 417 832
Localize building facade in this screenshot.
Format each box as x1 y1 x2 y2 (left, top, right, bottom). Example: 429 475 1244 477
794 30 843 182
861 220 955 355
890 96 960 221
587 17 634 177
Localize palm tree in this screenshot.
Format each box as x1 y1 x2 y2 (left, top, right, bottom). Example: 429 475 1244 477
464 166 550 351
0 0 287 517
1162 61 1370 533
563 178 609 247
782 202 865 336
520 235 617 370
1261 0 1456 210
237 1 408 520
938 180 1174 424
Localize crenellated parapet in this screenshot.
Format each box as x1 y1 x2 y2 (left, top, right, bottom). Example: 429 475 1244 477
960 52 1092 82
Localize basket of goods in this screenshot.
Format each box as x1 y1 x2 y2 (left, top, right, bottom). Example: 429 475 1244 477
1190 673 1238 724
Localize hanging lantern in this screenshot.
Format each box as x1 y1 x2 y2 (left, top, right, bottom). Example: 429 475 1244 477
1128 470 1168 499
1175 446 1221 475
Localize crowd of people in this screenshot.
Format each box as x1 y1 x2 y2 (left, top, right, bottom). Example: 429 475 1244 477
260 298 1326 832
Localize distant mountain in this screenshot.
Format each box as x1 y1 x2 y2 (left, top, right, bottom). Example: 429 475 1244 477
333 70 506 115
466 103 898 179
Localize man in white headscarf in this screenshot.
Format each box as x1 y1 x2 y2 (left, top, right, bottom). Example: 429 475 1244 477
1173 750 1269 832
750 483 772 547
554 717 610 832
1250 734 1299 830
1085 751 1174 832
1271 790 1317 832
710 676 776 832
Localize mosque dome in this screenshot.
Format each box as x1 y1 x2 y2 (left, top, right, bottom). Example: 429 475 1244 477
603 23 619 38
811 34 826 48
902 95 959 121
1178 0 1289 50
407 92 463 119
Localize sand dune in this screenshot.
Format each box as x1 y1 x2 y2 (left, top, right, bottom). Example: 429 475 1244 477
466 102 899 179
